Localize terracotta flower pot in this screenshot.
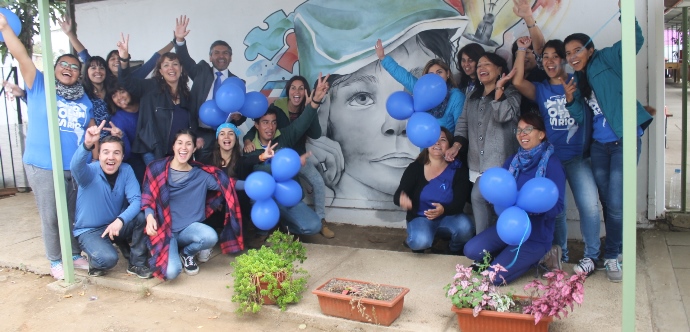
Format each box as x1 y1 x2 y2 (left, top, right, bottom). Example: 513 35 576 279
451 296 553 332
312 278 410 326
255 272 286 305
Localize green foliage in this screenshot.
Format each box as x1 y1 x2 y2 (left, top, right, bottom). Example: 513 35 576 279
230 231 308 314
0 1 66 63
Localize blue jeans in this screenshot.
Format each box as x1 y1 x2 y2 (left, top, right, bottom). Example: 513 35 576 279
406 214 475 252
590 138 641 260
464 225 549 285
77 212 148 270
277 201 322 235
553 156 601 262
298 155 327 219
166 222 218 280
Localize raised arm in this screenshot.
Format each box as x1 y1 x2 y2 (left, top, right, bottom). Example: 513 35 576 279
376 39 418 92
173 15 199 79
513 0 544 55
58 16 86 55
512 36 537 101
0 14 36 88
117 34 156 98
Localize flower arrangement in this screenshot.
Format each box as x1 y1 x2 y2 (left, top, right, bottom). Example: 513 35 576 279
523 269 587 324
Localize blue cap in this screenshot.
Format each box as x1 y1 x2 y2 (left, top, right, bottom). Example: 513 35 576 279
216 123 242 139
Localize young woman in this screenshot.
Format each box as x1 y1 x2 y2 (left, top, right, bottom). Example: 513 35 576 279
512 37 600 272
0 13 92 279
563 11 653 282
456 43 484 96
445 53 521 234
376 39 465 132
142 130 243 280
464 113 566 284
82 56 113 160
242 76 334 238
394 127 474 254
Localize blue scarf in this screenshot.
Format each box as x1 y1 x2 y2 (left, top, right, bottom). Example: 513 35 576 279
508 141 554 179
427 83 452 119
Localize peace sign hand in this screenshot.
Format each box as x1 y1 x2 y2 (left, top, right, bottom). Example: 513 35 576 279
174 15 190 42
308 73 331 108
560 77 577 103
260 141 279 161
102 121 123 138
116 33 129 59
85 120 106 150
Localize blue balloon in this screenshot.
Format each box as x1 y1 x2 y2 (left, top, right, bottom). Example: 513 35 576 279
406 112 441 148
0 9 21 42
271 148 301 182
413 73 447 112
215 83 245 113
239 91 269 119
222 76 247 94
516 177 559 213
494 204 511 216
251 199 280 231
386 91 414 120
497 206 532 245
273 179 303 207
479 167 518 207
245 171 276 201
198 100 227 128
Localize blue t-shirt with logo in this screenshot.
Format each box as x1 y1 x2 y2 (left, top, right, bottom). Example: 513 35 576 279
587 91 620 143
533 75 585 161
23 70 93 170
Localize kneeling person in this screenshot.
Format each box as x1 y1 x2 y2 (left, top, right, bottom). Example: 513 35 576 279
71 121 152 278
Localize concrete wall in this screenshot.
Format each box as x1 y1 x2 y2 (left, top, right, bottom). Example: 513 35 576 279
72 0 658 228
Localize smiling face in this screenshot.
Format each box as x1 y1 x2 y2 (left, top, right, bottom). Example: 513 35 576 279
158 57 182 84
173 133 195 165
428 130 450 159
288 80 306 108
99 141 124 175
87 61 106 85
111 89 131 109
460 53 477 79
427 63 450 82
542 46 566 79
326 36 428 195
476 56 502 85
107 53 120 77
209 45 232 71
516 120 545 150
523 48 537 72
565 40 593 72
217 128 237 152
54 56 81 86
255 113 277 145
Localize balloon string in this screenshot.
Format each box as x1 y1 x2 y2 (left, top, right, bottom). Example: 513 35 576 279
505 222 530 269
572 11 620 61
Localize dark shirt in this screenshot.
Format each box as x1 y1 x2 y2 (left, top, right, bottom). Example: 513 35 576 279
167 104 190 155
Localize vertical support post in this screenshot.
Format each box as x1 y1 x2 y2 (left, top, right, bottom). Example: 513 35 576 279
37 0 75 283
621 0 636 331
683 7 688 212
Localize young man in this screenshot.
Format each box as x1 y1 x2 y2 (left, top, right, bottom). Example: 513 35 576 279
70 121 152 278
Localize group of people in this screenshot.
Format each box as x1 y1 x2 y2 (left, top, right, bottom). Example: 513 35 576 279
2 0 652 285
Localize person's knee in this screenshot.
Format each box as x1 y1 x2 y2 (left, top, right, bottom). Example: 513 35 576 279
202 231 219 249
91 249 119 270
463 239 484 261
302 218 322 235
407 232 433 250
166 265 181 280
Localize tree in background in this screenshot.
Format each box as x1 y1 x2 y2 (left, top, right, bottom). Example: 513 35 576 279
0 0 66 63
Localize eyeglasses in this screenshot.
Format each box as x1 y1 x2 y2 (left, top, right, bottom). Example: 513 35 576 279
515 126 535 135
59 61 80 71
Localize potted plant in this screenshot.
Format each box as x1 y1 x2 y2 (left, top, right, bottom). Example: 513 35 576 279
444 251 586 332
312 277 410 326
230 231 308 314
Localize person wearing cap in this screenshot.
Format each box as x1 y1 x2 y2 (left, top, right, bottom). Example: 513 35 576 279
71 121 152 279
172 15 246 163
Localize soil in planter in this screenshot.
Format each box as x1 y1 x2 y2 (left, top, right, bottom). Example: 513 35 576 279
320 279 403 301
510 297 531 313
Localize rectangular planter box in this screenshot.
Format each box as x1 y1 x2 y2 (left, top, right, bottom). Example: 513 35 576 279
312 278 410 326
451 296 553 332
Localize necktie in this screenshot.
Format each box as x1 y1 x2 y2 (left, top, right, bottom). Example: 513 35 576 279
213 72 223 98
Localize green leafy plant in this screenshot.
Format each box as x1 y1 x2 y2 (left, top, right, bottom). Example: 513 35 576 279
0 1 66 63
230 231 308 314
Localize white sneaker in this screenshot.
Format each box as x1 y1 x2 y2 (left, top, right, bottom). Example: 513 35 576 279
197 249 212 263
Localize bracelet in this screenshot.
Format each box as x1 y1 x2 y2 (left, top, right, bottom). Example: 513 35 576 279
496 86 505 91
527 21 537 29
115 217 124 224
517 47 527 52
312 99 324 105
84 142 95 151
118 54 131 62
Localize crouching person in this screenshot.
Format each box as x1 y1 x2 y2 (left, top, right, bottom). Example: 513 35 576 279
71 121 152 278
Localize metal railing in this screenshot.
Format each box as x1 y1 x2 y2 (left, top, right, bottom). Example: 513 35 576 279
0 65 26 190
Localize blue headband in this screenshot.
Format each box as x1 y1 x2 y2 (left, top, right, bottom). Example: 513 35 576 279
216 123 242 139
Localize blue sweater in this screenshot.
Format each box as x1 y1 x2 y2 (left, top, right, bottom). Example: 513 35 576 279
70 144 141 237
381 56 465 132
502 153 566 251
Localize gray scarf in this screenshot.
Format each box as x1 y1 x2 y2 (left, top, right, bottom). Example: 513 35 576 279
55 79 85 100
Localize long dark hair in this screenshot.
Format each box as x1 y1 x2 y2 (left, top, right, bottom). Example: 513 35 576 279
415 127 453 165
285 76 311 113
211 130 241 178
470 53 508 100
564 33 595 98
105 50 119 77
153 52 190 101
82 56 111 100
456 43 484 92
105 83 139 115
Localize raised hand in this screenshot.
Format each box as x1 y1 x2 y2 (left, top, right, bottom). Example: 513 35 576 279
116 33 129 59
512 0 533 19
516 36 531 49
260 141 279 161
375 39 385 60
174 15 190 42
58 16 73 35
308 73 331 108
102 121 123 138
561 76 577 103
85 120 106 149
497 68 517 88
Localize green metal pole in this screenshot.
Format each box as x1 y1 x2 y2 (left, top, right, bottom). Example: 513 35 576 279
682 7 688 213
621 0 636 331
37 0 75 284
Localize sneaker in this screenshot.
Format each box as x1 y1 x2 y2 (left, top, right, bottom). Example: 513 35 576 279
595 258 606 270
88 267 106 277
618 253 623 266
180 254 199 276
540 245 562 272
127 265 153 279
574 258 596 276
72 255 89 270
604 258 622 282
197 249 212 263
50 261 64 280
320 219 335 238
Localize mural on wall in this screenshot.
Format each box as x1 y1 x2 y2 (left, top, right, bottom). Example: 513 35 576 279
242 0 569 211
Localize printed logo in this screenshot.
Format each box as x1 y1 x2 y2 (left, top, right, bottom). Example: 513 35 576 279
57 99 88 145
544 94 579 143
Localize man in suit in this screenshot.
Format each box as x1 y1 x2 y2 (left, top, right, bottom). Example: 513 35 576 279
173 15 246 162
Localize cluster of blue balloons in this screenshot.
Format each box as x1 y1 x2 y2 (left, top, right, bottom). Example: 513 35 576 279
244 149 303 230
479 167 559 245
0 9 21 42
385 74 446 148
199 77 269 128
